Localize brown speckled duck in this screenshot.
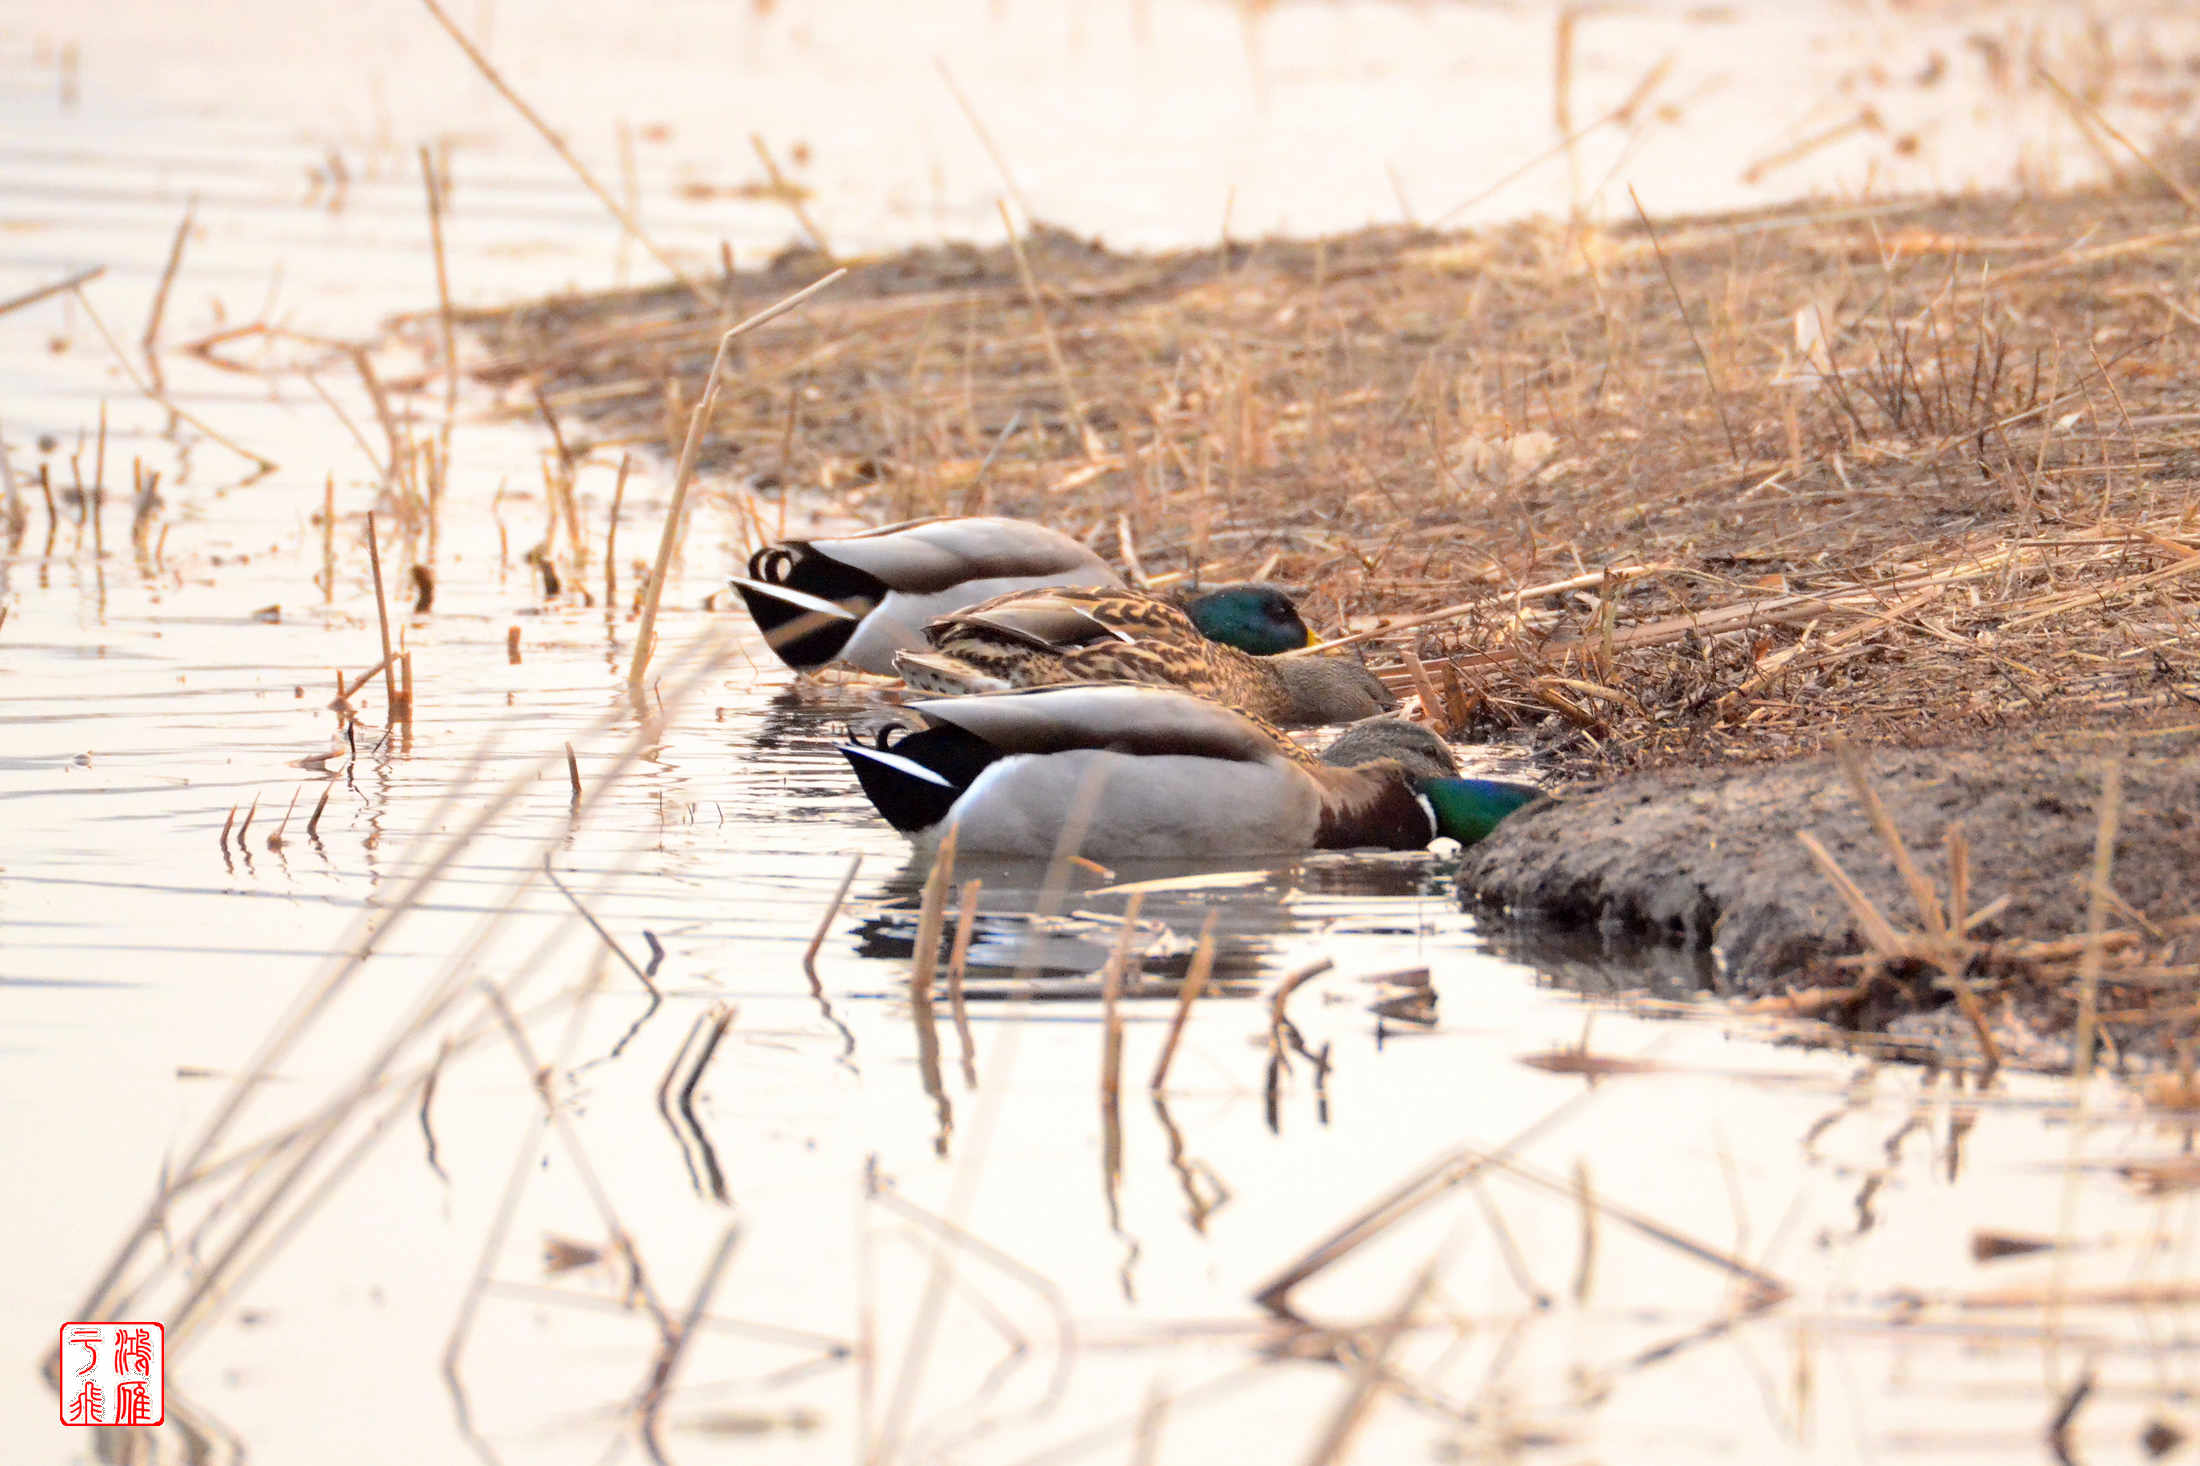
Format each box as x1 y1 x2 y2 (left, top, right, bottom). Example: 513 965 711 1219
891 584 1396 727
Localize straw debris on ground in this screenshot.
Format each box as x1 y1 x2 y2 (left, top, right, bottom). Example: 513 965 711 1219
434 170 2200 1056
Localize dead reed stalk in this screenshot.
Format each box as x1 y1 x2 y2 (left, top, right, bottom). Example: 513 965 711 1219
415 0 709 306
1098 892 1147 1113
805 854 863 986
997 200 1104 462
626 268 847 701
141 197 194 373
1150 911 1218 1091
366 511 403 723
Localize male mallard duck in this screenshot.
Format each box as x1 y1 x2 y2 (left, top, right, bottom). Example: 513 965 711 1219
838 684 1539 858
731 516 1119 674
892 584 1394 727
1169 581 1317 656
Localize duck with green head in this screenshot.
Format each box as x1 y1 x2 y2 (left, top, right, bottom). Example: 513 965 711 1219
892 583 1394 727
838 684 1541 859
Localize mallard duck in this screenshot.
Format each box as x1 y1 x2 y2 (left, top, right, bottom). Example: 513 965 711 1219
1170 581 1317 656
730 516 1119 674
892 584 1394 727
838 684 1540 858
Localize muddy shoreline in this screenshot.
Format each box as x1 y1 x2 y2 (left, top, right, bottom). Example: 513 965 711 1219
1459 725 2200 1065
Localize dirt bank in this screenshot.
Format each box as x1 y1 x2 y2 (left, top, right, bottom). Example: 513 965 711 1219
1461 724 2200 1066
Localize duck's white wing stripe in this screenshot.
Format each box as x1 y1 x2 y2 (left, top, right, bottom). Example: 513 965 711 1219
728 575 860 622
841 743 955 788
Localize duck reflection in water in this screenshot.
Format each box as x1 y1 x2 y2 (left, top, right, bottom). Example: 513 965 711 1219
851 847 1448 991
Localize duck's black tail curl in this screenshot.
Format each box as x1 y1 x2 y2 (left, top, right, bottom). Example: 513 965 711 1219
837 722 1002 834
732 545 886 670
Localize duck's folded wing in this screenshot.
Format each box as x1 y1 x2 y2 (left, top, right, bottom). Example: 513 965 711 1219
909 684 1295 763
926 592 1132 652
818 516 1114 592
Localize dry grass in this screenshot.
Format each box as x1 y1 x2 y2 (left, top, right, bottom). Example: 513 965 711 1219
438 176 2200 781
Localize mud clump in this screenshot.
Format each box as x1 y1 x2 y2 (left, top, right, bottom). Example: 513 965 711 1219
1460 726 2200 1064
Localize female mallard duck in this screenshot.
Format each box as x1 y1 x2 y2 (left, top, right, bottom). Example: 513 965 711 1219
892 584 1393 727
838 684 1540 858
731 516 1120 674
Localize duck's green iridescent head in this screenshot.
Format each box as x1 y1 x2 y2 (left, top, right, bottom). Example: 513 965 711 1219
1182 583 1314 656
1420 777 1542 846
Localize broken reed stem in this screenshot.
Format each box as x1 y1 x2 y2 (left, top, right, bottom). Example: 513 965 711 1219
414 0 710 307
320 474 336 603
1934 819 2005 1076
303 372 390 484
605 451 631 606
936 60 1037 224
1571 1157 1598 1304
268 788 299 850
1150 910 1218 1091
349 347 405 494
0 418 18 539
541 854 662 1000
947 878 981 1083
340 654 393 704
1832 738 1947 943
1796 830 1907 957
1629 186 1744 468
141 195 195 367
1269 958 1335 1043
0 264 103 319
2036 65 2200 220
479 983 676 1342
1399 644 1448 732
1298 1258 1440 1466
1099 892 1147 1111
2072 757 2125 1083
420 146 460 444
627 268 847 700
639 1220 744 1460
70 283 275 473
804 853 863 985
997 199 1103 462
1554 7 1582 223
910 827 959 1001
563 742 581 810
366 511 402 723
750 133 834 262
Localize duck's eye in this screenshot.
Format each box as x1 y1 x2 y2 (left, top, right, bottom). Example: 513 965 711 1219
749 546 795 582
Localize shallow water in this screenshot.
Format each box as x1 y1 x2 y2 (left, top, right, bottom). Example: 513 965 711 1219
8 2 2200 1462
